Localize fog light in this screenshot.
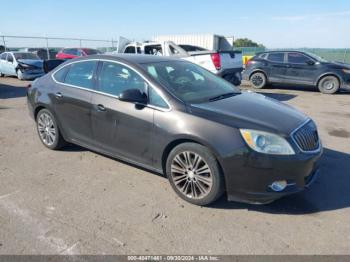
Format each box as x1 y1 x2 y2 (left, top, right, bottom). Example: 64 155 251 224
270 180 287 192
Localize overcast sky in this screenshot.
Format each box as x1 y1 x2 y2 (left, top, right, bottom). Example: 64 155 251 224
1 0 350 48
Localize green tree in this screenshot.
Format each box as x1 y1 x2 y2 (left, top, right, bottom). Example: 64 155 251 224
234 38 265 48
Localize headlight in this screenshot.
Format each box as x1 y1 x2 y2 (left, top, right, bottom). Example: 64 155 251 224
240 129 295 155
342 68 350 74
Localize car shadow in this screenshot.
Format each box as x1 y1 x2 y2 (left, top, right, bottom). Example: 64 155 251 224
210 148 350 214
0 82 28 99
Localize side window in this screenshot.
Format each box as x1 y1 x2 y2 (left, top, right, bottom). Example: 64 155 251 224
287 53 310 64
267 53 285 63
137 47 141 54
145 45 163 55
7 54 13 63
148 87 169 109
169 45 180 55
97 61 147 96
1 53 7 60
53 66 70 82
124 46 136 54
64 61 97 89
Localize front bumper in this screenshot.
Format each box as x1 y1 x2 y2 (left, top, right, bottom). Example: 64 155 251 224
220 147 323 204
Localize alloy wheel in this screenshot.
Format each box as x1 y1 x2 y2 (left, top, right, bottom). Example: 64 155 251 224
171 151 213 199
37 112 56 146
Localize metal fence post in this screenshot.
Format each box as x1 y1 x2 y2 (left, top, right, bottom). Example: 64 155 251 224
2 36 6 51
79 39 82 48
45 37 50 60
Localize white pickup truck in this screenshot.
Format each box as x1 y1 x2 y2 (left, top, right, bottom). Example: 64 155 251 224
116 40 243 85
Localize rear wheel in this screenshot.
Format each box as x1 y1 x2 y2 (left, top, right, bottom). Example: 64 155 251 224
250 72 267 89
317 75 340 94
166 143 225 206
36 109 66 150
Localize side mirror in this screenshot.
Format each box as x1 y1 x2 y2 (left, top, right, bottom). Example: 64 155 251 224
119 89 147 105
306 60 315 65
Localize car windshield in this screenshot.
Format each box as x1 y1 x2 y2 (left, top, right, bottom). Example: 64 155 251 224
305 52 328 62
14 52 40 60
83 49 101 55
141 61 240 104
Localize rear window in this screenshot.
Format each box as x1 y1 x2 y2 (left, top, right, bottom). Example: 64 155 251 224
83 49 101 55
1 53 7 60
124 46 136 54
267 53 284 63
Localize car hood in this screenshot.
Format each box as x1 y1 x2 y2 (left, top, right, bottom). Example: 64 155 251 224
17 59 43 68
322 61 350 69
188 92 308 135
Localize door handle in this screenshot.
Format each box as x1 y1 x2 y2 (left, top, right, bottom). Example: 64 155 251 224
96 104 106 112
55 92 63 98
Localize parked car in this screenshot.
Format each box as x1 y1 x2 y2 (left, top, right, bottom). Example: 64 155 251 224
19 47 60 60
243 50 350 94
27 54 322 206
56 48 102 59
0 45 5 54
0 52 44 80
118 40 243 85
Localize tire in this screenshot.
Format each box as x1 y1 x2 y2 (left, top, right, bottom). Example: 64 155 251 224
17 70 24 81
166 143 225 206
317 75 340 94
36 108 66 150
250 72 267 89
0 70 3 77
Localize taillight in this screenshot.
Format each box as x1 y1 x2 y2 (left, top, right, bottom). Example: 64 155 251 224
210 53 221 70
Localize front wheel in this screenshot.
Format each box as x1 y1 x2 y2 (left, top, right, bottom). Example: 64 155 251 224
250 72 267 89
166 143 225 206
317 75 340 94
36 108 66 150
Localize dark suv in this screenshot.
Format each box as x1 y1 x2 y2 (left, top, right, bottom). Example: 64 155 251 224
243 51 350 94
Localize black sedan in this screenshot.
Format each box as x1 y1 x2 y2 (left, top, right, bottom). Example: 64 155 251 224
27 54 322 205
243 50 350 94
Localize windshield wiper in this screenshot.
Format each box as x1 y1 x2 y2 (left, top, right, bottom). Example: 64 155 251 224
208 92 240 102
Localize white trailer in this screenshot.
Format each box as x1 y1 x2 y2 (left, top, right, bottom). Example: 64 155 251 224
153 34 234 51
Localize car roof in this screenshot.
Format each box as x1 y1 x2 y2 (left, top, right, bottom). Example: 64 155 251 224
74 54 179 64
257 50 306 55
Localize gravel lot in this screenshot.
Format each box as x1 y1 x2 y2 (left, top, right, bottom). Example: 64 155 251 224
0 76 349 255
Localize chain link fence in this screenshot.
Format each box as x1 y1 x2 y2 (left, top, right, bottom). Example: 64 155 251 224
0 35 117 59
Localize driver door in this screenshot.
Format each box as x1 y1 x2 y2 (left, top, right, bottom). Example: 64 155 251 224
91 61 154 166
284 52 318 85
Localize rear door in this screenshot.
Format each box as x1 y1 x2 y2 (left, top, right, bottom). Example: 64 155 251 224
284 52 318 85
52 60 98 145
90 60 154 165
266 52 287 82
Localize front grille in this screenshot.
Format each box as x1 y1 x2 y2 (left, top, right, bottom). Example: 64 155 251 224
293 121 320 152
